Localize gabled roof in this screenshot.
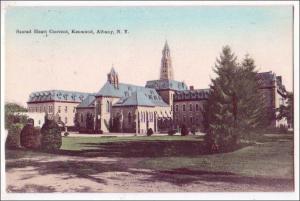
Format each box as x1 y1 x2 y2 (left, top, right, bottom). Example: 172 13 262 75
77 94 96 108
174 88 210 101
145 79 188 91
96 82 169 107
28 90 91 103
114 91 155 107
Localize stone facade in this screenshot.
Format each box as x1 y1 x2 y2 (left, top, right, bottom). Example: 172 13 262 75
27 42 290 133
27 90 90 127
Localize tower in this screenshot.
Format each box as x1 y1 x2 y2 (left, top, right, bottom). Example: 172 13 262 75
107 66 119 89
160 41 174 80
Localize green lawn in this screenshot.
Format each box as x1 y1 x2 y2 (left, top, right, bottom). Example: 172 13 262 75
6 134 294 191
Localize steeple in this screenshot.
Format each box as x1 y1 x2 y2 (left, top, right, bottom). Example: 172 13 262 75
107 65 119 89
160 40 174 80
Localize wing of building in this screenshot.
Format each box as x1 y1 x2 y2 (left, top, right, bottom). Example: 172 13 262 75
27 41 290 133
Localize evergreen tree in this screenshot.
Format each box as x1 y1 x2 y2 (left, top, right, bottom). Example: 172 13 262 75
205 46 239 152
236 55 268 134
204 47 267 152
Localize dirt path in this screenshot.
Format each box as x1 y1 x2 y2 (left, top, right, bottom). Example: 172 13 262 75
5 154 293 192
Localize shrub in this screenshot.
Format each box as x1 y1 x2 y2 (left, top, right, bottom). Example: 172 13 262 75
41 120 62 152
64 132 69 137
6 123 23 149
97 130 103 134
20 123 41 149
147 128 154 136
191 127 196 135
180 124 189 136
168 129 176 136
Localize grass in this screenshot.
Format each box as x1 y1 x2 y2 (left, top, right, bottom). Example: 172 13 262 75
5 133 294 192
61 135 203 151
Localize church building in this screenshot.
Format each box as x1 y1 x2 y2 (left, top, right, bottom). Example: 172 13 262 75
27 41 290 133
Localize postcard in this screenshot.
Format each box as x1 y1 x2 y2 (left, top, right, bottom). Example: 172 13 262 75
1 1 299 200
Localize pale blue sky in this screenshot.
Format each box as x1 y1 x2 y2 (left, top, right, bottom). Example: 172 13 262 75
5 6 294 106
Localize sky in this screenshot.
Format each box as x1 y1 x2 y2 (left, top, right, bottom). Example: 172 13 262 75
4 5 294 106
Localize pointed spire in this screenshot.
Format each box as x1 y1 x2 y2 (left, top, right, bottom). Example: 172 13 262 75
163 40 170 51
160 40 174 80
110 64 117 75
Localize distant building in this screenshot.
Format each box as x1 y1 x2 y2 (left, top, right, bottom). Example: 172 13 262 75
257 71 289 128
14 112 45 128
27 41 290 133
27 90 90 127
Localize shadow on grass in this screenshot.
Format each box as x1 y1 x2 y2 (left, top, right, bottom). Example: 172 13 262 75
140 168 294 191
58 140 247 158
6 159 129 185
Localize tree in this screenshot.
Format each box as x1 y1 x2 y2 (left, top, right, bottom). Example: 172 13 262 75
5 102 28 129
204 46 239 152
277 92 294 128
20 123 41 149
204 47 267 152
41 119 62 152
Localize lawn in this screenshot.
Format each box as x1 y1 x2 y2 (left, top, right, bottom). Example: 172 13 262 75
5 134 294 192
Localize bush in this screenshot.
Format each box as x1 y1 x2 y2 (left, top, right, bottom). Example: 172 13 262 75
147 128 154 136
96 130 103 134
191 127 196 135
168 129 176 136
20 123 41 149
41 120 62 152
6 123 23 149
64 132 69 137
180 124 189 136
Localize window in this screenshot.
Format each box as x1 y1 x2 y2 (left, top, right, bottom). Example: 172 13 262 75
48 106 51 113
58 116 61 121
190 116 193 123
35 107 38 112
183 116 186 122
58 106 61 113
65 106 68 113
106 101 110 112
40 106 42 112
196 104 199 111
65 117 68 124
176 105 178 112
80 114 83 122
38 120 41 125
189 104 193 111
183 104 186 112
44 106 46 112
128 112 132 124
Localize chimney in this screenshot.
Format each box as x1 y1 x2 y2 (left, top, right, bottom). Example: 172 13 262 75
189 86 194 90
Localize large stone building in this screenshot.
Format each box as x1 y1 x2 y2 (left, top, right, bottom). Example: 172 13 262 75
27 90 90 127
27 41 290 133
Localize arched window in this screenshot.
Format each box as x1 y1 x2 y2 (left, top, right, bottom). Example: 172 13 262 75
80 113 83 122
196 104 199 111
189 104 193 111
182 104 186 112
106 100 110 112
128 112 132 124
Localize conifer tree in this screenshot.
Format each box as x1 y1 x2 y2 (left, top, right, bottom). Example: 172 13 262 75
204 47 267 152
204 46 239 152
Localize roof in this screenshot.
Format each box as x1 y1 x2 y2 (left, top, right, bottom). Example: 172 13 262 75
77 94 96 108
114 91 155 107
145 79 188 91
174 89 210 101
96 82 169 107
256 71 276 88
28 90 91 103
257 71 287 94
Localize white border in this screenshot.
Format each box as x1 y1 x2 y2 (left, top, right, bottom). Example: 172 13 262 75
1 1 299 200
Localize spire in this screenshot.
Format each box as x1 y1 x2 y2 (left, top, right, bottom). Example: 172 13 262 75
160 40 174 80
107 65 119 88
